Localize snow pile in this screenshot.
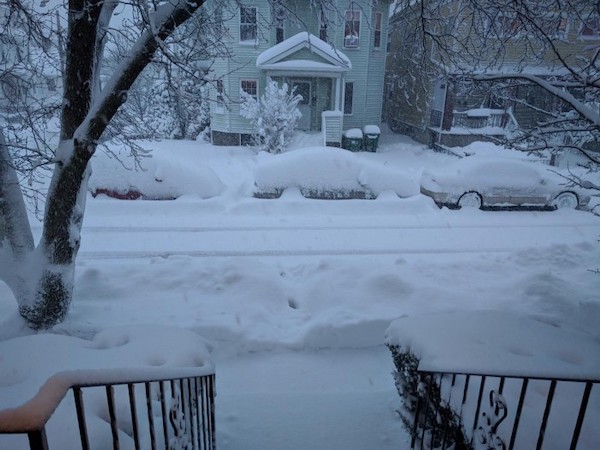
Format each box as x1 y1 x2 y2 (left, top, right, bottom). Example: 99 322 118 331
89 149 224 200
254 146 419 198
363 125 381 135
385 310 600 378
344 128 363 139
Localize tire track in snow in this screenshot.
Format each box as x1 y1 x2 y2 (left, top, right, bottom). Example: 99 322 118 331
78 247 517 260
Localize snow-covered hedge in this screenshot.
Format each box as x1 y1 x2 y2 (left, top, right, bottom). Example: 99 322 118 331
385 311 600 449
253 146 419 199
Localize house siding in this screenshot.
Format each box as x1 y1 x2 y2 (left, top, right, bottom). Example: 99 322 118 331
209 0 389 144
385 1 598 148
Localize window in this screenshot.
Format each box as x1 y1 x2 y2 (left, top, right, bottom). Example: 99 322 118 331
46 77 56 92
343 82 354 114
272 3 285 44
319 11 328 42
240 6 257 43
344 8 361 48
241 79 258 100
496 14 520 37
538 15 569 39
580 17 600 39
373 12 382 48
216 80 225 112
276 27 284 44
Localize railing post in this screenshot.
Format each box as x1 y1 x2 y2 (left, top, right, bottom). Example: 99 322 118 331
27 429 49 450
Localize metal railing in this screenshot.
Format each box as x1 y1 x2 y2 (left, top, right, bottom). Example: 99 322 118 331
451 109 507 129
0 368 216 450
409 369 598 450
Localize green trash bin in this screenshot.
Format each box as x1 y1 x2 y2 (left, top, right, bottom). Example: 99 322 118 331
342 128 364 152
363 125 381 152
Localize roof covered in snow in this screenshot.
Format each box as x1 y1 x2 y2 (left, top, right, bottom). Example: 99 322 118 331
257 32 351 74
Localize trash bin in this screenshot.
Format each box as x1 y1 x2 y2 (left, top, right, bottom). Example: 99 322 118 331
362 125 381 152
342 128 363 152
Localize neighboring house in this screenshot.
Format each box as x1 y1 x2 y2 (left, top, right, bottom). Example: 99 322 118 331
384 3 600 149
208 0 390 147
0 6 62 116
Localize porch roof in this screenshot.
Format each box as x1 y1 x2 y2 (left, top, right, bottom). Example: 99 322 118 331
256 32 351 76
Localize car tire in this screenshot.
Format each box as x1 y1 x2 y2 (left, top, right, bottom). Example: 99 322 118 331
457 192 483 209
552 192 578 209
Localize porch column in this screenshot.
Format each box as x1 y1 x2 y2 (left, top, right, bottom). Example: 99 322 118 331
335 75 343 111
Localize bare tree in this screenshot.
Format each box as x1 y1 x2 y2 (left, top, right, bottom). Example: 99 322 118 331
0 0 209 329
388 0 600 165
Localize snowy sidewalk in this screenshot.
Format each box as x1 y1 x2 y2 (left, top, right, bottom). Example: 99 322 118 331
215 347 407 450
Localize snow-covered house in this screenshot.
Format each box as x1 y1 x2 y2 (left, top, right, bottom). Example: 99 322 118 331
384 2 599 149
208 1 390 147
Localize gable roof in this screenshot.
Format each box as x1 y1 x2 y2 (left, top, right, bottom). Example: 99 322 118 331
256 32 351 74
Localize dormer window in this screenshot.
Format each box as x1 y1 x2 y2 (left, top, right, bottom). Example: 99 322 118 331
344 7 361 48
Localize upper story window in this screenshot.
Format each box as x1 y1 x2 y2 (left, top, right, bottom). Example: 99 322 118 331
373 12 382 48
344 8 361 48
538 15 569 39
580 17 600 39
319 11 328 42
240 6 257 43
272 3 285 44
276 27 284 43
495 14 520 37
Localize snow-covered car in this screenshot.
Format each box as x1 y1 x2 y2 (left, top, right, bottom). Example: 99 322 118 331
253 146 419 199
420 156 590 210
89 152 224 200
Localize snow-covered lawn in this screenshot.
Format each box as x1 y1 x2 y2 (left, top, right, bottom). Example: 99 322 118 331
1 129 599 449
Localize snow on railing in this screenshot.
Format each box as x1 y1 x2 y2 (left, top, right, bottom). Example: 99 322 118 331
0 367 216 450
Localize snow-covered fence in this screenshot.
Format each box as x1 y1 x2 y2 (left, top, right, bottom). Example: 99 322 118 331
0 368 216 450
398 365 599 450
385 312 600 450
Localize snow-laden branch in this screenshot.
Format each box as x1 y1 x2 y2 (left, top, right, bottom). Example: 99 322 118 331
74 0 205 144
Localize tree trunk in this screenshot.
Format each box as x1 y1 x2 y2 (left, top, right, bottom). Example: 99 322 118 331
18 139 92 328
3 0 205 329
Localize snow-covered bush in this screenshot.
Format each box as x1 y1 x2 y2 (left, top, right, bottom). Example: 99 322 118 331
240 79 302 154
386 345 467 450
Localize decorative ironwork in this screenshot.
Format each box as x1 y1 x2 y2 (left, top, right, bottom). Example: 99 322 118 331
476 390 507 450
388 344 599 450
0 371 216 450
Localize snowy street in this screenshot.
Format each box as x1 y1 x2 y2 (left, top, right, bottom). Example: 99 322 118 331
59 198 600 259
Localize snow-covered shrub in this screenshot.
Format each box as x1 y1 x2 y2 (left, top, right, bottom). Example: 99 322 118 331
240 79 302 154
387 345 468 450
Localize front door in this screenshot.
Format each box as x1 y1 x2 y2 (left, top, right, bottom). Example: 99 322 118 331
292 81 311 130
